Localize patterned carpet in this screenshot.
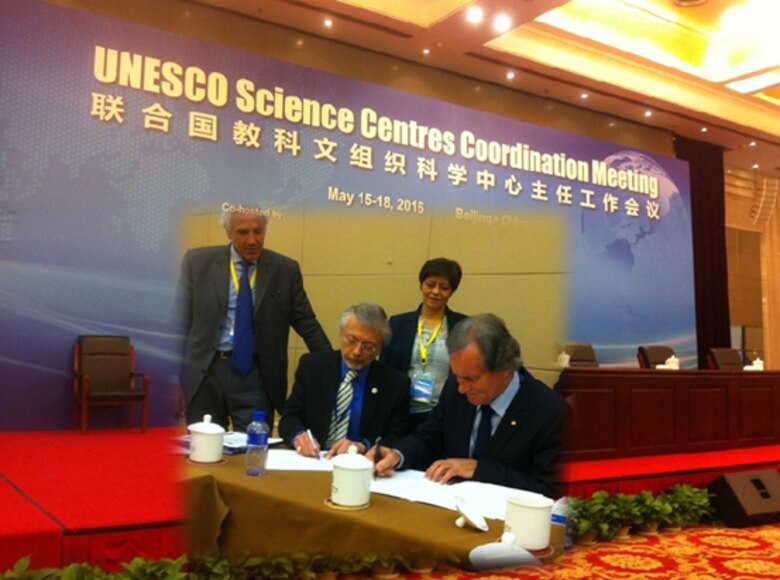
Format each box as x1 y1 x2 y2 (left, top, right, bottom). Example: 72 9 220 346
409 524 780 579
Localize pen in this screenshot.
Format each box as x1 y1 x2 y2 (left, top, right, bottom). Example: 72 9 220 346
306 429 321 460
373 436 382 479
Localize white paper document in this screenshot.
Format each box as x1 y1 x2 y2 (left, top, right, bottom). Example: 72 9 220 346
223 432 284 448
175 432 283 455
370 469 522 521
261 451 543 522
265 449 334 471
223 432 248 448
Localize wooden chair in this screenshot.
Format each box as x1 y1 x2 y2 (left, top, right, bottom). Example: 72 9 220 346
561 342 599 367
707 347 744 370
73 335 149 432
637 345 676 368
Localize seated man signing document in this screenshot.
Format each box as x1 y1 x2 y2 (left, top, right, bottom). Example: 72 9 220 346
280 303 410 458
371 314 564 498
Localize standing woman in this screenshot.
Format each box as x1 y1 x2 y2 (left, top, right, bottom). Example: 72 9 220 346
380 258 467 429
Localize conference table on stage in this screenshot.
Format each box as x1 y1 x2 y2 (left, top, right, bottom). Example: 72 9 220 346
184 451 563 570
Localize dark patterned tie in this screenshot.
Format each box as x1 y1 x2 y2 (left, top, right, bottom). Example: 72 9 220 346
473 405 494 458
327 369 358 447
231 260 254 376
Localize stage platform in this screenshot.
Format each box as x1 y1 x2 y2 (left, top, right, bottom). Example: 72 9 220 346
0 427 185 572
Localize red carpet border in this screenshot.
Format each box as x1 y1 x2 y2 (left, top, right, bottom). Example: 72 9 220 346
404 524 780 579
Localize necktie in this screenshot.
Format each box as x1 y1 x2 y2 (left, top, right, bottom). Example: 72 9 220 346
472 405 494 459
231 260 255 376
327 369 358 447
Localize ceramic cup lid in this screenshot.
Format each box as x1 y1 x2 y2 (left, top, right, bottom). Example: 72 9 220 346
331 444 372 470
188 414 225 435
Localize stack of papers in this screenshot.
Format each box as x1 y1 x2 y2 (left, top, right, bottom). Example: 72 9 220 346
261 450 522 520
266 449 333 471
175 433 283 455
222 432 248 453
370 470 518 521
259 450 543 521
182 445 538 523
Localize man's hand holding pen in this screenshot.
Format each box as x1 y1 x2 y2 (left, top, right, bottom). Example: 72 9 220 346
293 429 320 458
367 443 400 477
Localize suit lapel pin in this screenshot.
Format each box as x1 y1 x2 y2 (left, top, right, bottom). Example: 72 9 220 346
510 420 518 426
371 387 379 394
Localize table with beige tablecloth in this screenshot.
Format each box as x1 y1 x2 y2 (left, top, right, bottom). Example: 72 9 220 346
184 454 562 569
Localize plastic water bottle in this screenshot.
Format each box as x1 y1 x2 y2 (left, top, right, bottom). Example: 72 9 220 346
245 410 269 476
551 496 573 552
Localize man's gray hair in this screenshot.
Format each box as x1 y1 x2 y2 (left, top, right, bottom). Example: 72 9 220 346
339 303 392 346
446 314 522 371
219 204 268 231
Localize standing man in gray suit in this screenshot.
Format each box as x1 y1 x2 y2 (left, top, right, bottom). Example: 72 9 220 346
178 204 331 431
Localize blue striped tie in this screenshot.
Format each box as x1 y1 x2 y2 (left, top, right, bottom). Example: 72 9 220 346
327 369 358 447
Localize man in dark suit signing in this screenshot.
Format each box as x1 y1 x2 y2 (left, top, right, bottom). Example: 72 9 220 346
280 303 410 457
178 205 331 431
372 314 564 498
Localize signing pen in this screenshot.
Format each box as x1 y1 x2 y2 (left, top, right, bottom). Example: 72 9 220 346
373 436 382 479
306 429 321 460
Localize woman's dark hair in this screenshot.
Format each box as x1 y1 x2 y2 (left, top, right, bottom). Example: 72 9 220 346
418 258 462 292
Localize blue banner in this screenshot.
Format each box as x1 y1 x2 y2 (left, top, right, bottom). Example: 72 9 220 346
0 0 695 429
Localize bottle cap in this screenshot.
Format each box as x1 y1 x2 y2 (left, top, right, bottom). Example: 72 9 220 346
252 410 266 422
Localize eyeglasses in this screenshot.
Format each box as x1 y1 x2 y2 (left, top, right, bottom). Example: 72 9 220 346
341 334 379 355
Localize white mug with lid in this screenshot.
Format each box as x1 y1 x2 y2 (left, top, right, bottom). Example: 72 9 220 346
188 414 225 463
331 444 373 507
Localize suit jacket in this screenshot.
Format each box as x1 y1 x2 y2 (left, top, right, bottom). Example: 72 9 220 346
279 350 411 448
395 368 564 498
178 245 331 414
380 305 467 373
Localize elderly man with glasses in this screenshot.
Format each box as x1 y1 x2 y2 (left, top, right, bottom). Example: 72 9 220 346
280 303 411 457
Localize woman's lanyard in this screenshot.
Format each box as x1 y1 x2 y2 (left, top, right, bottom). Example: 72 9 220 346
229 257 258 293
417 317 443 367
